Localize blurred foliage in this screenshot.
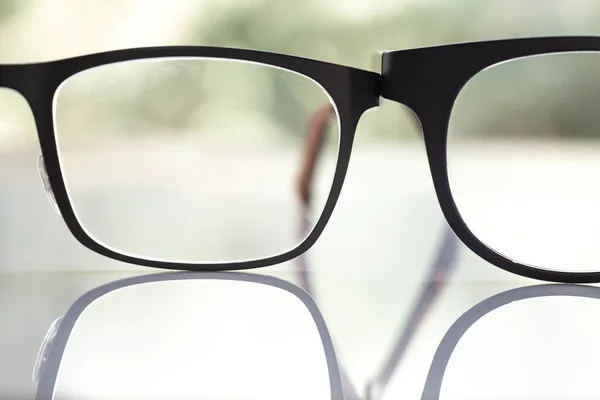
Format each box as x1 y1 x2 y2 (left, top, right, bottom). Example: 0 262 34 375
6 0 600 146
190 0 600 142
0 0 20 23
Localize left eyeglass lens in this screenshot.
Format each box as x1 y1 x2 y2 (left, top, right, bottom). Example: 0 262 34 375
52 57 340 263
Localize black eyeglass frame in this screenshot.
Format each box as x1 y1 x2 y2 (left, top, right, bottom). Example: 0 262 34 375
16 36 600 283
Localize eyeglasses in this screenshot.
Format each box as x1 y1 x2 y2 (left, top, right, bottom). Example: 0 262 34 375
19 36 600 283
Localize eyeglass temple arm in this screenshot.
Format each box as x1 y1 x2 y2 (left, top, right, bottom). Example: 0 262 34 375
294 103 364 400
296 102 335 210
294 102 334 294
295 104 459 400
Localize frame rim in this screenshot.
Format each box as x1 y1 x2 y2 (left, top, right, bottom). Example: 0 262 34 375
27 45 380 273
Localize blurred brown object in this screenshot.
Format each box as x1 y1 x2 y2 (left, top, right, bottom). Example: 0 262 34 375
296 102 334 208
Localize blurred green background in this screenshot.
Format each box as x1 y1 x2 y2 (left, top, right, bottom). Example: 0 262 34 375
0 0 599 150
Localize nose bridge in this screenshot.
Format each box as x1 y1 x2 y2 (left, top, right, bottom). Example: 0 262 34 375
379 51 433 135
380 50 436 116
380 52 411 107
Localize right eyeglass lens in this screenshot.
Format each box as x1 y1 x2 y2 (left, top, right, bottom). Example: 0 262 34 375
447 52 600 273
52 57 339 264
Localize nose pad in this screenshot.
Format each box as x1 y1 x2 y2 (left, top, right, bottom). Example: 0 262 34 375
37 155 60 215
33 316 63 385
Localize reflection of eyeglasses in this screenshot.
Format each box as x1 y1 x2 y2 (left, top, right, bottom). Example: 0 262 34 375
422 283 600 400
295 211 460 400
34 272 344 400
25 37 600 282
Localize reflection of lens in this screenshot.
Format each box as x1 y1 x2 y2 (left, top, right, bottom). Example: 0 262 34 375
439 295 600 400
447 53 600 273
49 277 333 400
53 58 339 263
